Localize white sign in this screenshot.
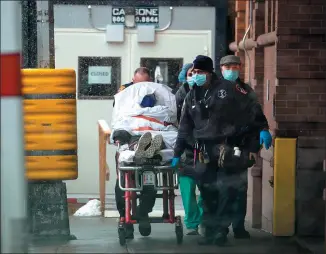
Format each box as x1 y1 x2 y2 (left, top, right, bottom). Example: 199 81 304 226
112 8 125 24
135 7 159 26
143 171 155 186
88 66 112 84
111 7 159 26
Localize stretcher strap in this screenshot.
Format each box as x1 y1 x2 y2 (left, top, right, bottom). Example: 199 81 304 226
132 126 155 131
131 115 177 132
132 115 174 127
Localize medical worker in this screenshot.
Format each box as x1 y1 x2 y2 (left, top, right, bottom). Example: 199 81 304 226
172 55 266 246
219 55 271 238
175 63 203 235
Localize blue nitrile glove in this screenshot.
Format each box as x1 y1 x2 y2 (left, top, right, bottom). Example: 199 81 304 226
171 157 180 168
260 130 272 150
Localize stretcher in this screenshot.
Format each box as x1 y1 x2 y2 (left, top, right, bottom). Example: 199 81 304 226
115 141 183 246
108 82 182 245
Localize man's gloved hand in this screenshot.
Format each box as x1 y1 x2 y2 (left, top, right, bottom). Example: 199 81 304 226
260 130 272 150
171 157 180 168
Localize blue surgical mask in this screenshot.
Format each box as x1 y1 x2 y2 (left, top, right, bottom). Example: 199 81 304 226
222 70 239 82
187 77 195 87
193 74 207 86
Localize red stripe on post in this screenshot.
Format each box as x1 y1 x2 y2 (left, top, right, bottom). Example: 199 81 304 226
0 53 21 96
67 198 78 204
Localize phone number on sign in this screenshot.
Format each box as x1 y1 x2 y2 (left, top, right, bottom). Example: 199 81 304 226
135 16 158 23
112 16 125 23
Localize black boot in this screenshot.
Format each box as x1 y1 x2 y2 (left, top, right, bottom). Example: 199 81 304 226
197 227 215 245
197 230 228 246
214 232 228 246
233 228 250 239
137 206 151 237
197 235 215 245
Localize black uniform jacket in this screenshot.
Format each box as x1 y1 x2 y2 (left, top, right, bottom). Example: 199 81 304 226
236 78 269 131
174 78 266 158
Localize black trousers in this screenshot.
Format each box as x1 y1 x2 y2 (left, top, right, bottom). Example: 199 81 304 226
115 178 157 218
197 166 238 236
198 170 248 236
232 171 248 231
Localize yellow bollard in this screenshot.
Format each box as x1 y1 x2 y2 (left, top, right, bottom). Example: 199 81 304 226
22 69 78 181
273 138 296 236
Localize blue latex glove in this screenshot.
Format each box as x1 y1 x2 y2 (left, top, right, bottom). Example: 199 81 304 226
260 130 272 150
171 157 180 168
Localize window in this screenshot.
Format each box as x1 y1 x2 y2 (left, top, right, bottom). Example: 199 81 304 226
140 58 183 90
78 56 121 99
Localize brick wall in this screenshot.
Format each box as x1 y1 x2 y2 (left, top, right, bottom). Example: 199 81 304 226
275 0 326 238
275 0 326 137
234 0 246 80
264 46 277 133
251 2 265 105
229 0 326 236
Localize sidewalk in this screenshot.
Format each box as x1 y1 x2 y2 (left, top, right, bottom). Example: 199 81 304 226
295 237 324 254
28 216 308 253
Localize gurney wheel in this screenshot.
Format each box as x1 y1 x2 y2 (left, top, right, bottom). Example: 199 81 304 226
139 223 151 236
118 227 126 246
175 216 183 245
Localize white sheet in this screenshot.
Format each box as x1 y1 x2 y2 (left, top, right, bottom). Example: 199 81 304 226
110 82 178 149
112 82 177 128
119 149 174 164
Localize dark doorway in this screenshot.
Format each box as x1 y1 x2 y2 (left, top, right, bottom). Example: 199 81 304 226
140 58 183 90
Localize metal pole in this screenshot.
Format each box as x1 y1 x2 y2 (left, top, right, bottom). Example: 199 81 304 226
22 0 38 68
36 0 55 68
28 0 74 241
1 1 28 252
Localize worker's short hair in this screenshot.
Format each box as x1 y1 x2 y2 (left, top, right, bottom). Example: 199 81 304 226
134 67 150 76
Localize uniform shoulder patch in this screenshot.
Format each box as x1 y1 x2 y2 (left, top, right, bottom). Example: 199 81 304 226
235 84 248 95
217 89 227 99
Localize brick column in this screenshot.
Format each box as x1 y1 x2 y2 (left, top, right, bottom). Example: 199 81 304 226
275 0 326 237
275 1 326 137
234 0 246 80
251 2 265 105
246 1 266 230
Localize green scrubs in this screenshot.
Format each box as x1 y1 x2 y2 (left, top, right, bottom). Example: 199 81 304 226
179 176 203 230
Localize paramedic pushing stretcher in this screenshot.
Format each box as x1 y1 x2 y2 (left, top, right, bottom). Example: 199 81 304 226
172 55 266 246
114 67 157 239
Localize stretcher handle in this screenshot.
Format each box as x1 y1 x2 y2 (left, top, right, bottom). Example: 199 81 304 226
119 165 173 171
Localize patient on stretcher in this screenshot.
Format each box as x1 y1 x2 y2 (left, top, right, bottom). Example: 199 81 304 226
111 82 178 165
112 130 168 165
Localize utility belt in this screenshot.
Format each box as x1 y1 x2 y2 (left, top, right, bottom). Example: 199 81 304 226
193 139 254 173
